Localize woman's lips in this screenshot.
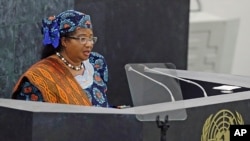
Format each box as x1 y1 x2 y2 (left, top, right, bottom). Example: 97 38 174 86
83 51 90 56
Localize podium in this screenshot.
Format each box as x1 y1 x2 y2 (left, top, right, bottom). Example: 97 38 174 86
1 66 250 141
0 99 144 141
124 64 250 141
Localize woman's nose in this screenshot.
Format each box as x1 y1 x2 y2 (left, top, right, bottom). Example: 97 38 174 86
84 41 93 49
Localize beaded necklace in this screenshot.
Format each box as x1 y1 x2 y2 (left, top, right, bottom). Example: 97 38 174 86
56 52 84 71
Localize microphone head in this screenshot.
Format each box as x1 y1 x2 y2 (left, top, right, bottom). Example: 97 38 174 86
125 64 150 72
139 64 149 71
125 64 132 71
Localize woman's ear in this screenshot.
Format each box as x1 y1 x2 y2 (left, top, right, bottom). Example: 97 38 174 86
61 37 67 47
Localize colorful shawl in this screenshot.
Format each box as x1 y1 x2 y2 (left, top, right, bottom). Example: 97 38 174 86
12 55 92 106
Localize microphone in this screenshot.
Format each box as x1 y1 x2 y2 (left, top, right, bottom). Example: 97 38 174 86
143 66 208 97
126 65 176 102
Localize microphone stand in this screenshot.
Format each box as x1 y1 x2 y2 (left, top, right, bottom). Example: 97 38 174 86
156 115 170 141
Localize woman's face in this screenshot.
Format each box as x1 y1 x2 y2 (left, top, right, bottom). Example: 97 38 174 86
62 28 95 62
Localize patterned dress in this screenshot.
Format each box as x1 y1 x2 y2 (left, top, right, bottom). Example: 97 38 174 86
15 52 109 107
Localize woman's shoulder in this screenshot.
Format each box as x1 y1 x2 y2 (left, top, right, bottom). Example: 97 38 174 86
89 52 107 71
89 52 106 63
28 55 58 68
90 52 105 59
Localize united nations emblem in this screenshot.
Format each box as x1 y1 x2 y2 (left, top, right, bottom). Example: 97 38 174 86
201 109 244 141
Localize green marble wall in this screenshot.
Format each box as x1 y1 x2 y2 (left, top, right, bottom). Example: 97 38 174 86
0 0 74 98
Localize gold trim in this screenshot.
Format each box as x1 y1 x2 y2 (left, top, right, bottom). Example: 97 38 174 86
201 109 244 141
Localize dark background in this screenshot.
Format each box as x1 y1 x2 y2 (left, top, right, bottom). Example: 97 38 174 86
75 0 190 106
0 0 189 107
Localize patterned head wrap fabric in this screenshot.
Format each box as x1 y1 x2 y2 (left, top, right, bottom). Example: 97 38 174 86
42 10 92 48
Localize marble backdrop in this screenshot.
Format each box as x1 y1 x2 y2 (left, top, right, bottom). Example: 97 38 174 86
0 0 74 98
0 0 190 107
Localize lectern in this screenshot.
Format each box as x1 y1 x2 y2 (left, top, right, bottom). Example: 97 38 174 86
1 65 250 141
124 63 250 141
0 99 142 141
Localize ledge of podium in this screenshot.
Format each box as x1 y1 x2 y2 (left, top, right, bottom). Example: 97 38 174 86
2 91 250 141
0 99 142 141
2 70 250 141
